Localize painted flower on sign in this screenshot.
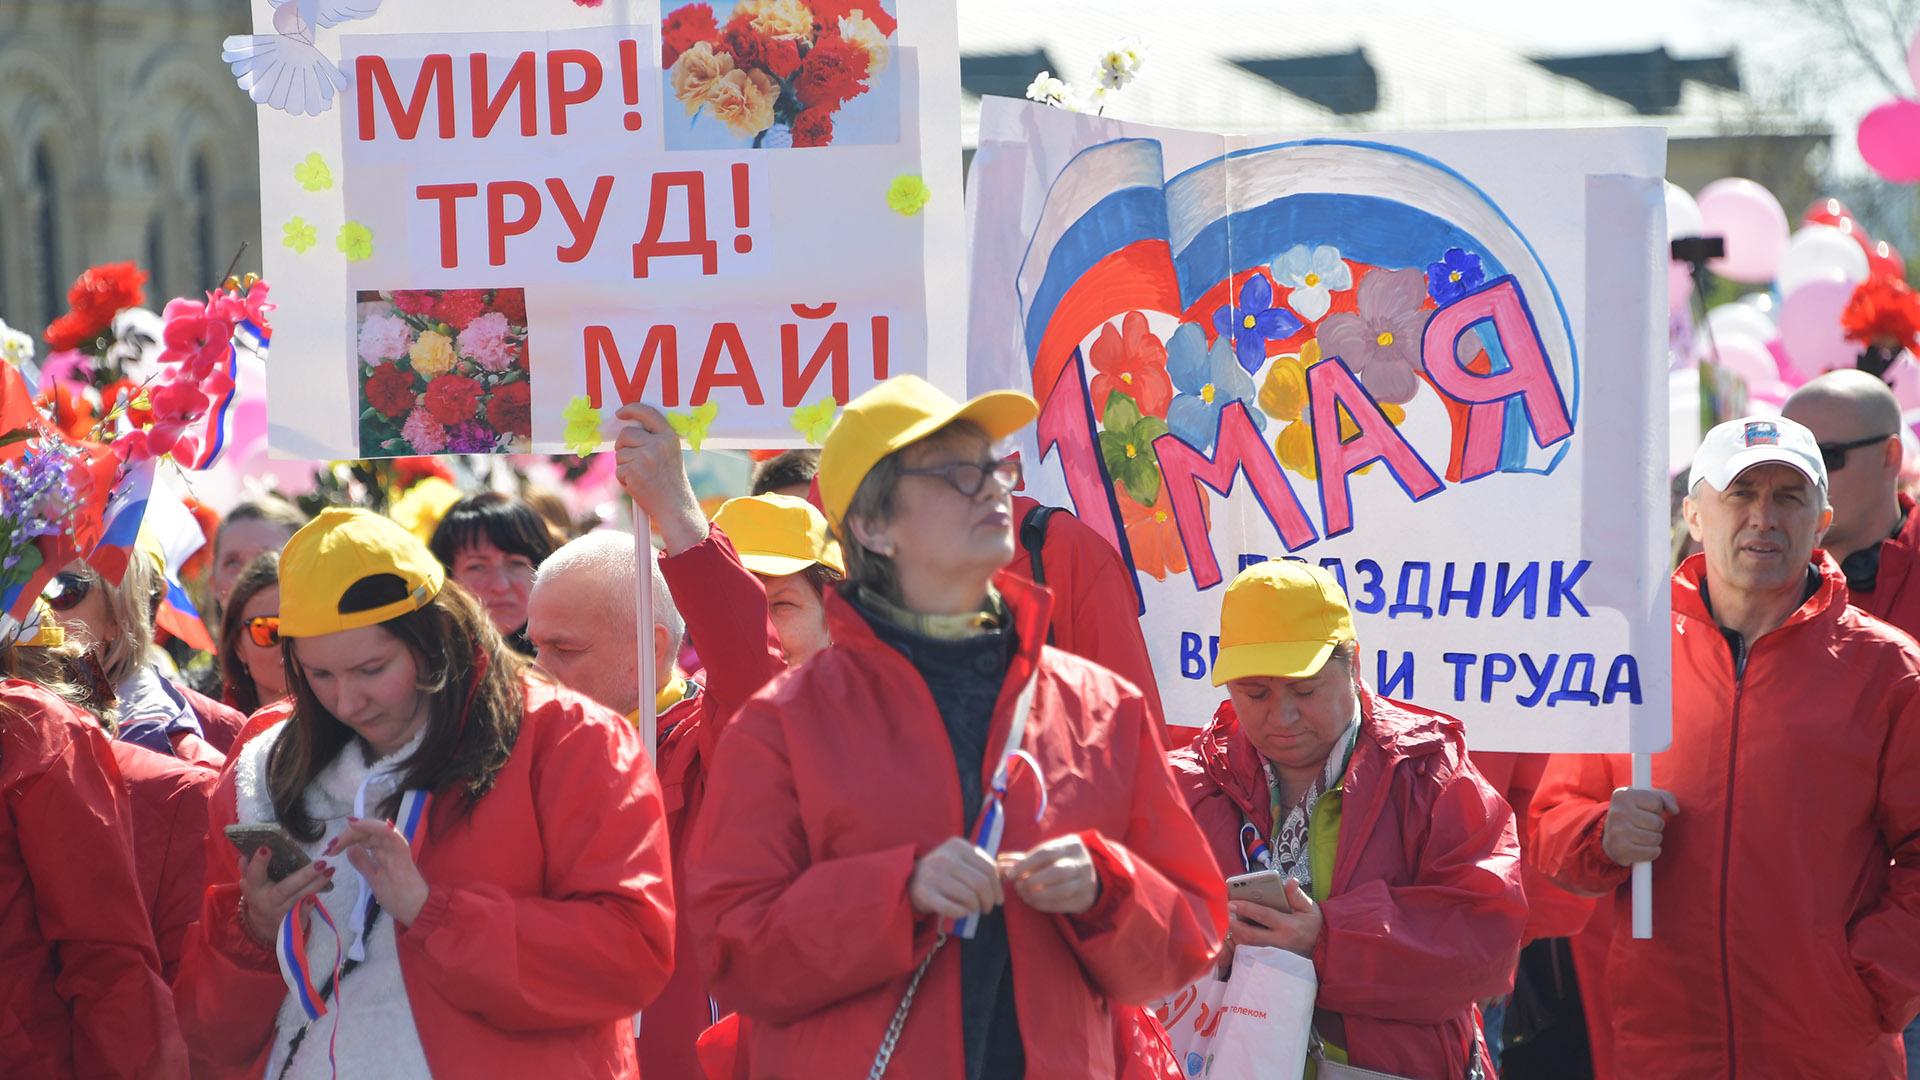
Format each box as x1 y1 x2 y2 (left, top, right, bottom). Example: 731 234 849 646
1089 311 1173 421
1257 339 1322 423
1099 393 1169 507
1212 274 1305 376
1316 268 1431 405
1272 399 1407 481
1166 322 1264 453
1118 485 1204 582
1426 248 1486 307
1273 245 1352 322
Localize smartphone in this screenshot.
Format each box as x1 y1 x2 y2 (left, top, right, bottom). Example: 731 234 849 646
1226 868 1293 913
224 824 320 885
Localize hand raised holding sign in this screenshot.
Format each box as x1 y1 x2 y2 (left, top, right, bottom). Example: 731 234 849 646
614 402 708 556
1603 786 1679 867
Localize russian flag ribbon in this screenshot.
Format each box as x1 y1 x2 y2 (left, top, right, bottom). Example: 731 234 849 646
276 894 342 1023
1239 822 1274 873
953 675 1047 941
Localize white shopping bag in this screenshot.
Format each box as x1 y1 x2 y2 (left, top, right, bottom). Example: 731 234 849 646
1153 971 1231 1077
1205 946 1317 1080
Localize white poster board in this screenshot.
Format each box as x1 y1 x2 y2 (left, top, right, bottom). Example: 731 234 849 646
244 0 962 458
967 100 1671 754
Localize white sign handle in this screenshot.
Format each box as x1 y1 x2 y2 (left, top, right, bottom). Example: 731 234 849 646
1630 751 1653 939
633 501 657 759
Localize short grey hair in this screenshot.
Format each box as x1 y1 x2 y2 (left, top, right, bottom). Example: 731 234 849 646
534 529 684 653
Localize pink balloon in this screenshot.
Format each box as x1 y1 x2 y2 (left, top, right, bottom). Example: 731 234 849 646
1709 333 1779 388
1767 337 1807 388
1858 100 1920 184
1778 278 1862 374
1668 261 1696 313
1696 178 1790 283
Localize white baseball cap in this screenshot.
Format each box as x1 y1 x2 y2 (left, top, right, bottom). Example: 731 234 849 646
1688 415 1827 494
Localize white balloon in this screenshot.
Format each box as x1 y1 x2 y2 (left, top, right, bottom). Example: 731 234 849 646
1670 368 1703 478
1778 224 1870 294
1699 302 1776 350
1665 181 1703 241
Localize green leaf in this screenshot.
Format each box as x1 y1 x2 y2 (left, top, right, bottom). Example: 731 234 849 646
1102 391 1143 434
0 427 32 449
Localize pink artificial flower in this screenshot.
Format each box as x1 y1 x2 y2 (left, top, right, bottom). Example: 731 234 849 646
37 349 93 390
157 297 235 380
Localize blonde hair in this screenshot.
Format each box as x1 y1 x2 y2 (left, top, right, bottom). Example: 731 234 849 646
89 554 161 687
1 637 117 734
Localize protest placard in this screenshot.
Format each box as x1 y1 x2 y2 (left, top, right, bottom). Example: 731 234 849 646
967 100 1672 754
240 0 961 459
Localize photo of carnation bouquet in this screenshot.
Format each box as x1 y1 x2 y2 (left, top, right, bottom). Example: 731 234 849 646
661 0 899 149
355 288 533 457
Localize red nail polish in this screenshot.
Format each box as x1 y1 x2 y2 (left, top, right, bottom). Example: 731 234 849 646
257 847 270 858
314 860 328 872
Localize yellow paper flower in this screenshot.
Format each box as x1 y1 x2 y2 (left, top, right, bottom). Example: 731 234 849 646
282 216 317 254
670 41 736 116
294 152 333 192
408 330 456 379
390 476 464 544
888 174 931 217
336 221 374 262
1274 398 1407 480
562 395 604 458
739 0 814 39
791 397 837 445
1259 356 1309 422
838 13 890 77
667 402 719 452
707 68 780 139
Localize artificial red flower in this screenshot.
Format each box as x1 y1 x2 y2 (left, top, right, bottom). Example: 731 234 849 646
486 381 532 436
391 290 437 316
157 297 236 381
1842 276 1920 352
365 363 417 419
430 290 489 332
793 33 870 110
424 373 485 425
494 289 527 328
807 0 896 36
104 378 152 430
46 262 149 349
792 105 836 147
661 2 721 67
391 456 455 491
763 36 802 79
34 383 97 440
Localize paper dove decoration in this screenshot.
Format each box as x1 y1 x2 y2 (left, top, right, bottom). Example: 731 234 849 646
221 0 383 117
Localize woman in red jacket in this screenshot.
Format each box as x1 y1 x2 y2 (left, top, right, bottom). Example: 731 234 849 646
686 375 1224 1078
1167 561 1525 1079
0 605 188 1077
172 508 675 1078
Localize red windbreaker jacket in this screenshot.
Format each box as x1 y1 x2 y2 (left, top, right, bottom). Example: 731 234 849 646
1169 692 1524 1079
106 740 216 984
0 680 187 1078
172 674 677 1078
1533 554 1920 1079
685 572 1225 1078
1848 492 1920 635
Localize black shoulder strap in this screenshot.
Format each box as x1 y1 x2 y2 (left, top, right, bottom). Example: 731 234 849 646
1020 505 1061 585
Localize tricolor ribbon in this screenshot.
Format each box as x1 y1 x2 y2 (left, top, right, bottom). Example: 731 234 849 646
346 787 431 962
276 893 342 1023
954 674 1047 941
1239 821 1274 873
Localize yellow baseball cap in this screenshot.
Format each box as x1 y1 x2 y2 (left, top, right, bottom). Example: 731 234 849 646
279 508 445 638
817 375 1037 530
712 494 846 577
1212 560 1356 686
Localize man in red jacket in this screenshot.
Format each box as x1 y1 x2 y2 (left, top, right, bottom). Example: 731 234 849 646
1534 415 1920 1079
526 402 784 1080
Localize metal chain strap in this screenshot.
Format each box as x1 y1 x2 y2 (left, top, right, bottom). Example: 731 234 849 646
867 932 948 1080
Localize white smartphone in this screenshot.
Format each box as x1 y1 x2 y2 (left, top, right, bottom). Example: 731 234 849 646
1226 868 1292 913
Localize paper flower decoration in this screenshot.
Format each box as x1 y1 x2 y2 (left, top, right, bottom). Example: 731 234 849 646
888 175 931 217
336 222 374 263
294 152 333 192
282 217 317 253
667 401 719 451
791 397 837 445
562 396 604 458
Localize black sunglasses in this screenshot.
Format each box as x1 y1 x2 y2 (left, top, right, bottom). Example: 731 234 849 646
1818 433 1894 472
42 571 94 613
897 455 1023 498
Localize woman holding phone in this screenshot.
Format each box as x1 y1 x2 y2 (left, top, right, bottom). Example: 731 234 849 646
172 508 675 1078
685 376 1224 1078
1167 561 1525 1079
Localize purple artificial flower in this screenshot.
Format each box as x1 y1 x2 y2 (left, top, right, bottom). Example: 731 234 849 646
1212 274 1305 376
1426 248 1485 307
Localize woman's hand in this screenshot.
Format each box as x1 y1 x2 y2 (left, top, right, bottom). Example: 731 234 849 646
328 817 431 926
1228 878 1323 957
909 837 1003 920
240 847 334 946
1002 835 1101 915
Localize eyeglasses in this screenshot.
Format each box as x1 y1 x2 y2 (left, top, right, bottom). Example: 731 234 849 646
247 615 282 648
1818 433 1895 472
897 455 1022 498
42 571 93 613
